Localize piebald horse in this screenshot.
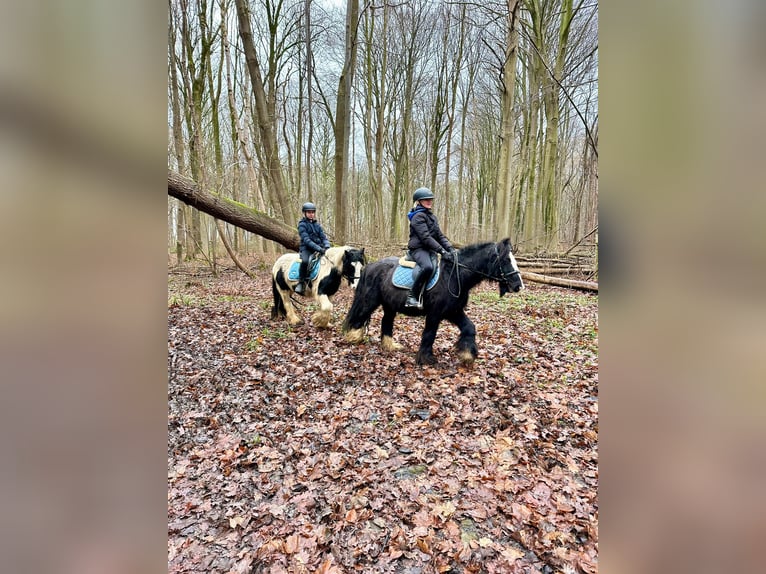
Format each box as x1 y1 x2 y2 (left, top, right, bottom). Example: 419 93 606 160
271 246 366 328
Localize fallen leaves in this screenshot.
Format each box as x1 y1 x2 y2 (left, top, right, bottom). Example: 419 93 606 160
168 263 598 573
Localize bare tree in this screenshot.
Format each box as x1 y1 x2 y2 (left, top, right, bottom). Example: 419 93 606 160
234 0 294 226
166 0 598 261
169 0 188 264
494 0 522 240
333 0 360 244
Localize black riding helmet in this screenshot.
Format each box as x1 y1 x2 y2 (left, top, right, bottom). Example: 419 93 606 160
302 202 317 213
412 188 434 202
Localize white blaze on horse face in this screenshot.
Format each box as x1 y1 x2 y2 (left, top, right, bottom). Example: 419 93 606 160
508 250 525 290
350 261 364 289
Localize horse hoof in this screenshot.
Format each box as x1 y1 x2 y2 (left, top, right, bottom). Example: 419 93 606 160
344 328 366 344
312 311 332 329
381 336 402 351
416 352 437 366
457 349 476 366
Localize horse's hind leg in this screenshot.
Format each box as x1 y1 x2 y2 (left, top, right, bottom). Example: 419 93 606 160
280 288 303 326
272 270 303 325
448 310 478 365
380 307 402 351
271 279 286 320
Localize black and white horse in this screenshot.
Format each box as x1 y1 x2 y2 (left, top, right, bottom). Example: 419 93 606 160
342 239 524 365
271 246 366 328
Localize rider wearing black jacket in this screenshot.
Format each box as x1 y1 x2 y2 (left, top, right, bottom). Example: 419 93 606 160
405 188 456 309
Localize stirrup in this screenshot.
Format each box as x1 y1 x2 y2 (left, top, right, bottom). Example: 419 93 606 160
294 282 305 294
405 294 422 309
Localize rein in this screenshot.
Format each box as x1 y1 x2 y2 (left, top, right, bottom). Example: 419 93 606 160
444 252 462 297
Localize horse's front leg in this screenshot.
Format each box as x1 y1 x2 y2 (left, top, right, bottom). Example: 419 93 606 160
311 294 333 328
447 310 477 365
416 315 442 365
380 307 402 351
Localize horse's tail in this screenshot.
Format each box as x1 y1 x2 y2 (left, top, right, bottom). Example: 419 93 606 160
271 277 286 320
342 266 378 333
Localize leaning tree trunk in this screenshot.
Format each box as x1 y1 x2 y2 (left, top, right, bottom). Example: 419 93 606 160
168 170 299 251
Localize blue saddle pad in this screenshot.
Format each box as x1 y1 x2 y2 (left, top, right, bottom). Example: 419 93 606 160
287 260 320 282
392 264 439 290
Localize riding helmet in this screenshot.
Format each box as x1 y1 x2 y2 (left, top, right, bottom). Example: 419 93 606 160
412 188 434 202
302 202 317 212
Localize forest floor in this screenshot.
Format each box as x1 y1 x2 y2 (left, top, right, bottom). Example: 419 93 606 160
168 256 598 574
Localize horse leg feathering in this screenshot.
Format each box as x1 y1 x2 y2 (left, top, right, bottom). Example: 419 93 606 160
311 294 333 329
449 310 478 366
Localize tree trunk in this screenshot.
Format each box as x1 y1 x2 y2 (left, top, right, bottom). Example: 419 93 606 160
168 0 187 264
305 0 314 201
373 3 388 237
168 170 299 250
495 0 521 239
220 0 243 253
214 218 254 277
234 0 293 226
333 0 360 244
521 271 598 292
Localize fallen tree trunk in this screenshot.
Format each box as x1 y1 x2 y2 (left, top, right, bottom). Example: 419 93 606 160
168 169 299 251
522 268 596 277
521 272 598 292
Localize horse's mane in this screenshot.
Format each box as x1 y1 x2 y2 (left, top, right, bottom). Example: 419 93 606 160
458 241 495 258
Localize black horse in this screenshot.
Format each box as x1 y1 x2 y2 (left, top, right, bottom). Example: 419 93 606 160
342 238 524 365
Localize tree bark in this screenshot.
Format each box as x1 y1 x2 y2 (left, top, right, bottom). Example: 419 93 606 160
168 170 299 251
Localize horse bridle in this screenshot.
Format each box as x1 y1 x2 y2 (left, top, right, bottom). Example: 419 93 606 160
492 244 521 284
342 268 360 284
451 244 520 284
341 256 365 284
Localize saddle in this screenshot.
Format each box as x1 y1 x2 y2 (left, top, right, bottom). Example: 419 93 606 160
392 251 440 290
287 255 321 282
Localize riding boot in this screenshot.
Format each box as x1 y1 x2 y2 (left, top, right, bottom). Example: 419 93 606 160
294 261 308 295
405 270 425 309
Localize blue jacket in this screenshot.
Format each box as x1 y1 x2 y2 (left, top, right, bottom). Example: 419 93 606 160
298 217 331 254
407 206 452 253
